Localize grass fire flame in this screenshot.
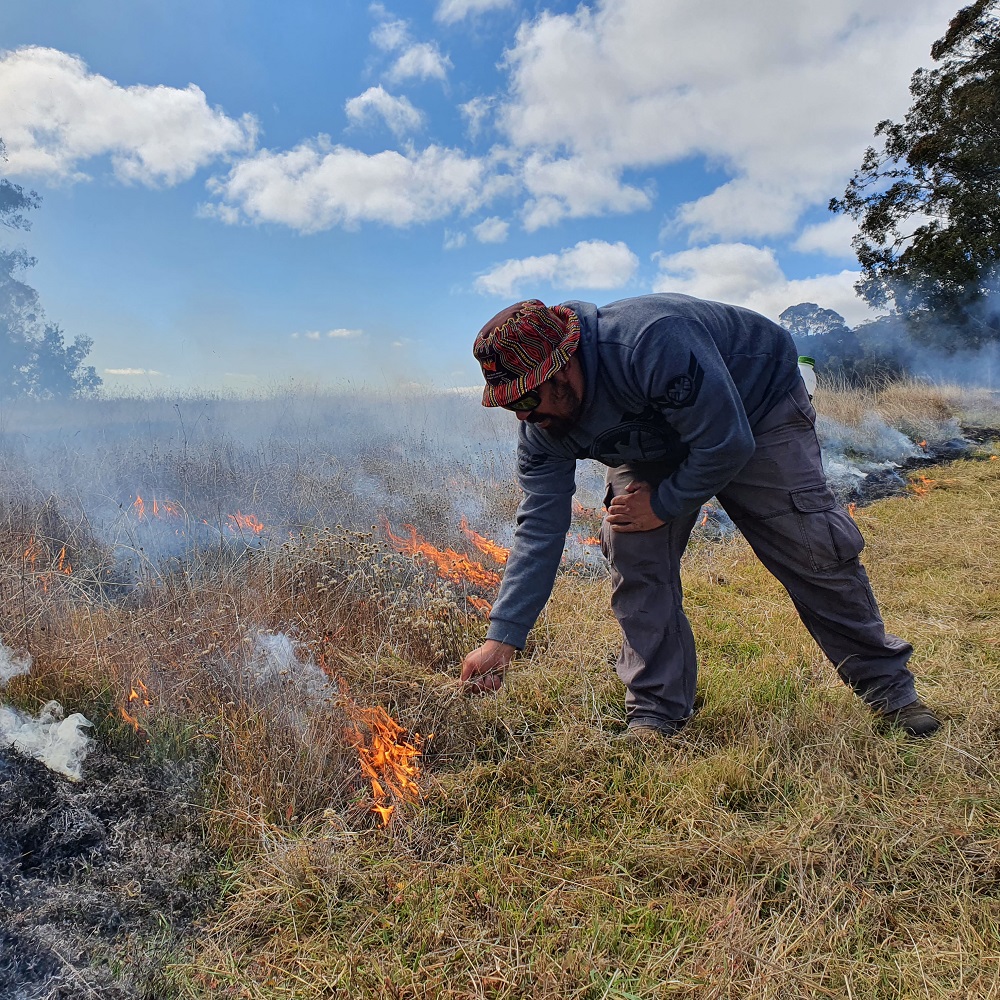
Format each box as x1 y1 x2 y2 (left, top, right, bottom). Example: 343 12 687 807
345 704 426 826
459 517 509 564
383 521 501 589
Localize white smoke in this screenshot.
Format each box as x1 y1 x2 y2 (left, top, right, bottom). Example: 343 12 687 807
246 632 333 702
0 641 32 685
0 639 92 781
818 412 922 465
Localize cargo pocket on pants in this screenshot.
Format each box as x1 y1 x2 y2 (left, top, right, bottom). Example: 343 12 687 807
791 485 865 571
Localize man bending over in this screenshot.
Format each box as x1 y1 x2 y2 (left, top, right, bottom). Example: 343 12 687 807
460 294 939 739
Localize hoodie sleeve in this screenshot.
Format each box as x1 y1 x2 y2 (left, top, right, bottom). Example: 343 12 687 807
632 317 755 521
486 429 576 650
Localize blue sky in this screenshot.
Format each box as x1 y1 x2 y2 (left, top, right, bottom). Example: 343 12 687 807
0 0 959 393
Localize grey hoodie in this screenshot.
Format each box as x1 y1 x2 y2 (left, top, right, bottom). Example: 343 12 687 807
485 293 801 650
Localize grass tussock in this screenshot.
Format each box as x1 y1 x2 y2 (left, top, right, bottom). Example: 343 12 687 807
0 387 998 999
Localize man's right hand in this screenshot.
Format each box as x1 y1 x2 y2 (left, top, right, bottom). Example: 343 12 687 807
460 639 518 695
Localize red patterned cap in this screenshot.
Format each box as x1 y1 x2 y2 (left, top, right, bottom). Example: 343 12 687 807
473 300 581 407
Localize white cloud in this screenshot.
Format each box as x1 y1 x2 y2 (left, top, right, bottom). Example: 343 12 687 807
0 46 256 184
473 216 509 243
443 229 468 249
368 8 451 83
205 138 498 232
792 215 859 258
653 243 874 326
104 368 165 376
497 0 956 238
292 328 362 341
460 96 494 141
436 0 514 25
387 42 451 84
520 153 651 229
475 239 639 297
370 14 409 52
345 86 424 137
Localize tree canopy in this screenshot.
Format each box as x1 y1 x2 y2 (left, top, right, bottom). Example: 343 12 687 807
831 0 1000 349
0 140 101 399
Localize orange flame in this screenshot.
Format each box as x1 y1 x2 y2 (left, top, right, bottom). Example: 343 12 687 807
345 704 425 826
467 596 493 617
909 474 956 496
384 521 501 589
57 546 72 575
129 679 151 706
459 517 509 564
848 503 857 518
227 511 266 535
121 678 151 732
919 440 928 449
699 502 715 528
573 499 598 518
133 496 182 520
22 537 72 588
576 534 601 546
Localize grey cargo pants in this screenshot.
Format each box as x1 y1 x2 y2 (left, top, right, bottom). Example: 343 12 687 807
599 380 916 731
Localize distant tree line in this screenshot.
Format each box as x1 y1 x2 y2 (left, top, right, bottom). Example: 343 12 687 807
815 0 999 380
0 139 101 400
779 302 950 384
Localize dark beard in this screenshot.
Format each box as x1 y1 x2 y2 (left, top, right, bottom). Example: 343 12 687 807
530 378 583 438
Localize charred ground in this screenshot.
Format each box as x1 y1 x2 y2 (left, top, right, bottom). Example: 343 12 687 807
0 741 215 1000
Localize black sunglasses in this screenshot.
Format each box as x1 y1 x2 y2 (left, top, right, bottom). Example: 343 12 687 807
502 389 542 412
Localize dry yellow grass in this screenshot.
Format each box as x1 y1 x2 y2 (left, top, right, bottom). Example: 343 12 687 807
814 377 999 444
2 386 998 999
163 453 1000 1000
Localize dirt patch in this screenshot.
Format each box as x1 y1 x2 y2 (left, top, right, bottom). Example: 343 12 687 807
0 741 217 999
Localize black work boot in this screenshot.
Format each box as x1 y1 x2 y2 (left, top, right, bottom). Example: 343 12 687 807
614 717 688 743
616 725 676 743
876 699 941 737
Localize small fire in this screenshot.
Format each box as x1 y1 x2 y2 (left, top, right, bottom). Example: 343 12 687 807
459 517 509 564
699 502 715 528
23 536 40 569
848 502 857 518
133 496 182 520
22 537 72 590
467 596 493 617
573 499 598 519
384 521 501 589
346 705 425 826
227 511 266 535
909 473 956 496
919 440 928 449
576 534 601 546
121 679 151 732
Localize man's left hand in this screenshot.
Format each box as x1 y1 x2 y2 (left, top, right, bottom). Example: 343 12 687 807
606 480 666 533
